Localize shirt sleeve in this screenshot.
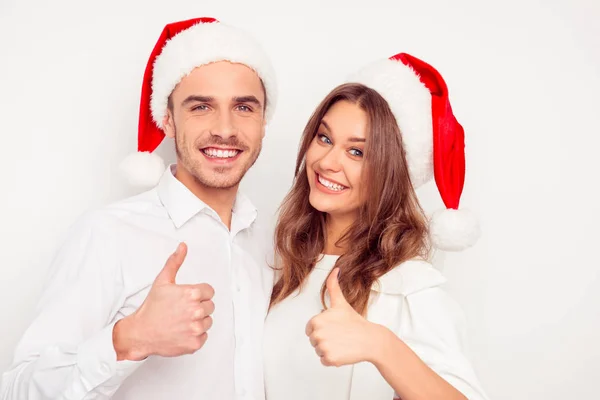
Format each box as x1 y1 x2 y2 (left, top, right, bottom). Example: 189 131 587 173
1 213 144 400
398 287 491 400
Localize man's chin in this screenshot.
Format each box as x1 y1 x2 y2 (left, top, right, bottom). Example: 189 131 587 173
186 151 258 189
193 171 245 190
206 180 242 190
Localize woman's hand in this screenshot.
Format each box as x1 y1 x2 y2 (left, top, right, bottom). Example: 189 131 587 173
305 267 384 367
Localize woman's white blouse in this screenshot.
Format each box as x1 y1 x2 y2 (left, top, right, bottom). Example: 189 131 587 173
263 255 490 400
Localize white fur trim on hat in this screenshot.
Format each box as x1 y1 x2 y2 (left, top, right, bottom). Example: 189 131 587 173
429 208 481 251
119 151 165 187
151 21 277 129
347 59 433 188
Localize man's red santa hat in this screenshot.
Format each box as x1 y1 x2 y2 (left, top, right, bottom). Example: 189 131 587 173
120 17 277 187
348 53 480 251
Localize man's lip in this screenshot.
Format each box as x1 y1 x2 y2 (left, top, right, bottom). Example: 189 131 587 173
200 146 243 151
200 148 243 164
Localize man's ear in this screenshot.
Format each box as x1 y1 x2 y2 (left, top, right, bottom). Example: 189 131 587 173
261 118 267 139
163 110 175 139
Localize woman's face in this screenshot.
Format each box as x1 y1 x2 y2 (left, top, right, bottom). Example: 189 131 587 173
306 100 368 220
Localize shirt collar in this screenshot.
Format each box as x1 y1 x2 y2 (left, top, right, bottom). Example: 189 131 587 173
157 164 257 230
230 190 258 236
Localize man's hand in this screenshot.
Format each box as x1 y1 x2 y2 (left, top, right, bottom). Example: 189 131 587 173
113 242 215 361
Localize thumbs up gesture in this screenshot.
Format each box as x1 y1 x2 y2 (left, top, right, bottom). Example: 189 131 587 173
113 243 215 361
305 267 379 367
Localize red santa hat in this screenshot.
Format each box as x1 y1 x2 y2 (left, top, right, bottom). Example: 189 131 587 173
348 52 480 251
120 17 278 187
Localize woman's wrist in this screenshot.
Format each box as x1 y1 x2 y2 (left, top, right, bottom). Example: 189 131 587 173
365 323 402 367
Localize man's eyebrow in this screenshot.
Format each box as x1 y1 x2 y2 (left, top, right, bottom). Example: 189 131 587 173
233 96 263 109
181 95 214 106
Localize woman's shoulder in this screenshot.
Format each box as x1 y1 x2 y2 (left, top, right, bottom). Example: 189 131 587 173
372 257 446 296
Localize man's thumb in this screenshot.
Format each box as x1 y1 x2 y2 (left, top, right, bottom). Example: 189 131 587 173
154 242 187 284
326 267 348 308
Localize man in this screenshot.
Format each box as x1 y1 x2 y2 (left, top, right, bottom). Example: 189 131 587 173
1 17 277 400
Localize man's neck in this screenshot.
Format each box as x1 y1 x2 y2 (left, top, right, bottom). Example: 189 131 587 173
323 212 356 255
175 163 238 230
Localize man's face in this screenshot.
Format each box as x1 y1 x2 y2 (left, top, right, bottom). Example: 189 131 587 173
163 61 266 189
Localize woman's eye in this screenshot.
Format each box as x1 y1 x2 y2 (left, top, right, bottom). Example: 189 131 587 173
317 134 332 144
349 148 363 157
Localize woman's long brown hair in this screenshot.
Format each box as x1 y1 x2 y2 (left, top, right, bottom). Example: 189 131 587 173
270 83 430 315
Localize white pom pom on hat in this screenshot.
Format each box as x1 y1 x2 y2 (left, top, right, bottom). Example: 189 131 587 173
119 151 165 188
348 53 481 251
119 17 278 188
429 208 481 251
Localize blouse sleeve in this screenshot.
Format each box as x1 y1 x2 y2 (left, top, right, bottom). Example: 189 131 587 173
397 286 490 400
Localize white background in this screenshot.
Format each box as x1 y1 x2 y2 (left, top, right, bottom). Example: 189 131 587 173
1 0 599 398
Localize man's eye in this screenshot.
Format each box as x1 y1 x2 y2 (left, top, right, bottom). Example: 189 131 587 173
192 104 209 111
236 105 252 112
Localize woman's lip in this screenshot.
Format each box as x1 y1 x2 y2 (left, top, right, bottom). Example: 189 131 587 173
316 172 347 188
315 173 349 194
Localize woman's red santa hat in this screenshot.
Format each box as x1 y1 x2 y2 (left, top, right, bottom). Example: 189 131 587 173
120 17 278 187
348 53 480 251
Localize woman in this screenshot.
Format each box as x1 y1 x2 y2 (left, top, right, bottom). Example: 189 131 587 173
263 53 488 400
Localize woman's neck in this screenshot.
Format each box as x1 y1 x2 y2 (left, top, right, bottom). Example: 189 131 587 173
323 213 355 255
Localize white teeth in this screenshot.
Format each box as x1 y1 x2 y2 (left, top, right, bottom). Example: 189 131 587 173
203 148 240 158
318 175 346 191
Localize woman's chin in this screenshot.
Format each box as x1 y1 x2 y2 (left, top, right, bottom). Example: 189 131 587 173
309 201 328 214
308 195 332 214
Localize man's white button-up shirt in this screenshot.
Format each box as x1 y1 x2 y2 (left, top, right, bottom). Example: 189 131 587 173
1 165 274 400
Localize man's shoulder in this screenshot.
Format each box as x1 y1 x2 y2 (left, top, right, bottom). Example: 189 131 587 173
103 187 163 217
68 188 165 235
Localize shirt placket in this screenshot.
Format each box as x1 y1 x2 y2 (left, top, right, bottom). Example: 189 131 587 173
229 236 253 400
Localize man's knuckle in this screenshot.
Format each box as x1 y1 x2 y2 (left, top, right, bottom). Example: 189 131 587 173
193 307 205 319
190 321 203 335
